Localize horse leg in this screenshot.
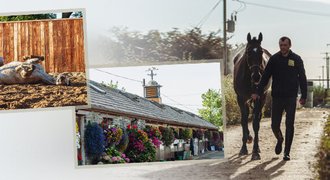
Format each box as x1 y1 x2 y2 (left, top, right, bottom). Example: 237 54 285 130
251 98 262 160
238 96 250 156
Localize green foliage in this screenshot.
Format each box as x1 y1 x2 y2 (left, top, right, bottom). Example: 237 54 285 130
116 130 129 153
171 127 180 139
160 127 175 146
125 125 156 162
181 128 193 141
101 80 126 91
101 146 129 164
223 75 241 125
198 89 222 128
313 85 325 106
99 27 230 64
263 90 272 118
317 115 330 179
0 13 56 22
204 131 212 140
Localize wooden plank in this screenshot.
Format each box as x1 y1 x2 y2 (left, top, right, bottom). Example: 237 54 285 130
62 20 72 72
48 21 54 73
16 23 21 60
54 20 64 73
3 23 14 63
79 19 85 72
0 23 3 57
28 22 33 59
22 22 29 59
40 22 46 70
73 19 84 72
70 20 75 72
43 22 50 73
13 23 17 60
9 23 14 62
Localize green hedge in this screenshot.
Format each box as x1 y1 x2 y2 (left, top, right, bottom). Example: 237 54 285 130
223 75 241 125
224 75 272 125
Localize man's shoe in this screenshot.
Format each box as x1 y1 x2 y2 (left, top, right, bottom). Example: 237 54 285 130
283 154 290 161
275 138 284 155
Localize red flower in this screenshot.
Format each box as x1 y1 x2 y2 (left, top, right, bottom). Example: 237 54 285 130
127 124 131 129
133 125 138 129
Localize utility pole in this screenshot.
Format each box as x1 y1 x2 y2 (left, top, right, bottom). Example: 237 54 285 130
223 0 228 75
322 65 325 88
327 53 329 89
323 44 330 106
321 52 330 89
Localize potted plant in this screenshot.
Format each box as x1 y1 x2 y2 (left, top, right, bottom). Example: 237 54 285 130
117 129 129 153
84 122 105 164
125 124 156 162
144 125 162 148
105 126 123 147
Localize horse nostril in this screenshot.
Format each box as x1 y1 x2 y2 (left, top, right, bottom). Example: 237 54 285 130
251 73 261 83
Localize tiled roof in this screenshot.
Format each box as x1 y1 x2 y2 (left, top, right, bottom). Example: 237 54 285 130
86 80 218 130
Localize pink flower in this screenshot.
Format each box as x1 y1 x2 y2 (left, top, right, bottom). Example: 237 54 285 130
125 158 130 163
111 157 117 162
121 154 126 158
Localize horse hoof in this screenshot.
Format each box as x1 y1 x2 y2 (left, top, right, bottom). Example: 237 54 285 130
253 147 261 153
247 135 253 144
251 153 261 160
239 147 248 156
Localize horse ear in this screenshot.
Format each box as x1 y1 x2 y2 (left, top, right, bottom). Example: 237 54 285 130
258 33 263 43
247 33 251 43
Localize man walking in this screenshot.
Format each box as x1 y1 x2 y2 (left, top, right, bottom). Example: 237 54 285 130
251 36 307 161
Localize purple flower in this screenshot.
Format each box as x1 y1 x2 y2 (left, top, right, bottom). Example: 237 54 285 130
121 153 126 158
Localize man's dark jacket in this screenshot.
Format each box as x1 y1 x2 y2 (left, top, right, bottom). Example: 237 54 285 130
257 50 307 99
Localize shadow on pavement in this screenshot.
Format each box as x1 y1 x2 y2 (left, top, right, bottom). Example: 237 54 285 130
142 154 287 180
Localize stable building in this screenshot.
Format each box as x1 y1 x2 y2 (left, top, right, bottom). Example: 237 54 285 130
76 77 218 164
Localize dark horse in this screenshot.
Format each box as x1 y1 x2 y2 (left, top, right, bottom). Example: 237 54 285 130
233 33 271 160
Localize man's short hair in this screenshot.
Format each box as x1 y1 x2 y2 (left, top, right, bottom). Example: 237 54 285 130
279 36 291 45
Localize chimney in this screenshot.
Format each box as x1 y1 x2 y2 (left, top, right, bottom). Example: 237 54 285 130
143 67 162 103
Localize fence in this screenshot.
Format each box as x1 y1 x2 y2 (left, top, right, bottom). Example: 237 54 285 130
0 18 85 73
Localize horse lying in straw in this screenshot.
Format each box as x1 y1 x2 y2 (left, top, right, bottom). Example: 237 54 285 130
0 56 70 85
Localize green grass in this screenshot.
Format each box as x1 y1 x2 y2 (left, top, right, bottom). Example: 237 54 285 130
317 115 330 179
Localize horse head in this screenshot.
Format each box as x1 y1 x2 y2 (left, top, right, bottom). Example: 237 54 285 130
246 32 264 86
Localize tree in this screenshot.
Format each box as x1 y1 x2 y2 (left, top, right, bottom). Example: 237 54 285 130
198 89 222 128
0 13 56 21
101 80 126 91
313 85 325 106
62 12 83 18
99 27 229 64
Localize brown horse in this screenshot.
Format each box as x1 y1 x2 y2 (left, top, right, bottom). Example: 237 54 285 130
233 33 271 160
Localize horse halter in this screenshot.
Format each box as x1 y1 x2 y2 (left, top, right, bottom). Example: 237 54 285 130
246 48 263 86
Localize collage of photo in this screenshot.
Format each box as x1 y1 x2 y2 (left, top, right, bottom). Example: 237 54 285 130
1 0 330 179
